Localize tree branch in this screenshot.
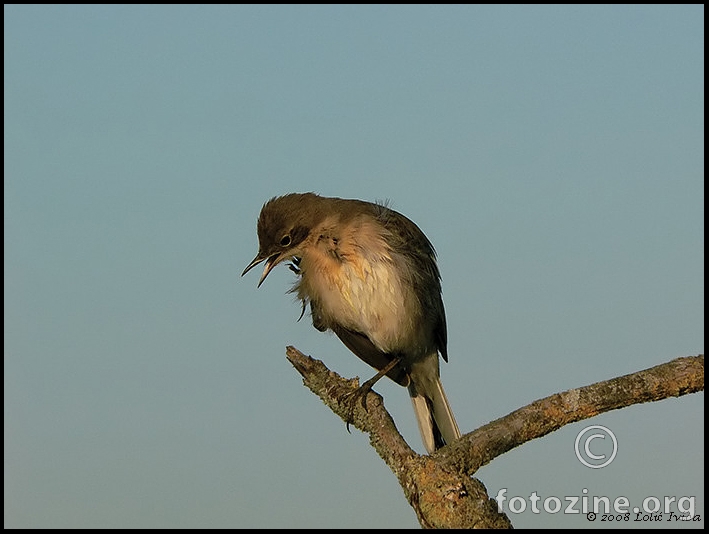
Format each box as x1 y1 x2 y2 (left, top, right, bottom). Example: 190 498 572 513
440 354 704 476
285 346 512 528
285 347 703 528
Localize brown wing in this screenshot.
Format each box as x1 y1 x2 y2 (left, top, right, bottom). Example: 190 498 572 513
331 324 410 387
376 205 449 362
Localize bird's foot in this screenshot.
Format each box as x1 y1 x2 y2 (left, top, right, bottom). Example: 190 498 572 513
343 381 376 433
342 357 401 433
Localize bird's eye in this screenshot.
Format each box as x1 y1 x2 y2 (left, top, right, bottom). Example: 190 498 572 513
280 235 291 247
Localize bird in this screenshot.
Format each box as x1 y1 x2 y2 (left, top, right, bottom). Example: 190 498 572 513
242 192 461 453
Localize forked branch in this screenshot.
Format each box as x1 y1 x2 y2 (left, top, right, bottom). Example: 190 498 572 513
286 347 703 528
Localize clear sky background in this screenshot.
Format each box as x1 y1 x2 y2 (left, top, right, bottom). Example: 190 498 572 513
4 5 703 529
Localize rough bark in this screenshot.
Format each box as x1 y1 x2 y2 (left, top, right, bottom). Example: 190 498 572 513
286 347 703 528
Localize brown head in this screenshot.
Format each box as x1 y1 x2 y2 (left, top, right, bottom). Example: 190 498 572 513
242 193 326 287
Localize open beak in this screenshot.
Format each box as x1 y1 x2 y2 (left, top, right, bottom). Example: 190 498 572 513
242 253 282 288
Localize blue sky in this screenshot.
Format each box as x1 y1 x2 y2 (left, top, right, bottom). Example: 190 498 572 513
4 5 703 528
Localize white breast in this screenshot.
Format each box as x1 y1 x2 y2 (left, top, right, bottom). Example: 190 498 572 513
295 219 420 353
333 256 410 350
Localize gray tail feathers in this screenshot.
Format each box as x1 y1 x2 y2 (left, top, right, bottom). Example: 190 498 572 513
408 374 461 454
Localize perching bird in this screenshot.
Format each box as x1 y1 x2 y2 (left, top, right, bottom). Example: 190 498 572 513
242 193 460 453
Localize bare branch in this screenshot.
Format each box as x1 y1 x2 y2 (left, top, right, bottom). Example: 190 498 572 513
285 347 703 528
286 346 513 528
440 355 704 475
286 345 415 469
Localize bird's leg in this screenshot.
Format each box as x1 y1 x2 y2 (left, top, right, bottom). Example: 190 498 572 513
356 356 401 408
345 356 401 432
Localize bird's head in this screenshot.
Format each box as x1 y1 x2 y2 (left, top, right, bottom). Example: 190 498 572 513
242 193 322 287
